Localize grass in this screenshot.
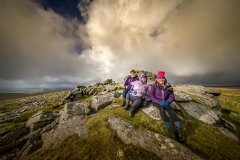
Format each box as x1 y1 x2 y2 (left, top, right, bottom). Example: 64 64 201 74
25 103 240 160
0 122 24 132
5 87 240 159
25 107 161 160
209 87 240 138
77 95 92 103
208 88 240 114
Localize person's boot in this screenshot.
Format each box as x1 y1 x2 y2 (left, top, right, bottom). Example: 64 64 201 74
177 127 185 142
124 101 130 110
121 99 126 106
167 127 176 140
129 111 133 117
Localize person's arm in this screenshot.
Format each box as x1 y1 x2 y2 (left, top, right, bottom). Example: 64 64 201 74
166 91 175 103
124 76 130 87
149 84 159 104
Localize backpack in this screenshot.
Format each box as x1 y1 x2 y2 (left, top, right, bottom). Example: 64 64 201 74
154 81 173 94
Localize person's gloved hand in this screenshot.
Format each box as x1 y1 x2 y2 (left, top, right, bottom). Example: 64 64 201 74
158 101 169 109
158 101 165 107
163 101 169 109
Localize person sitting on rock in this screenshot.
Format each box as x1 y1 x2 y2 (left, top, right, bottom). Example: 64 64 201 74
128 73 149 117
121 69 139 108
149 70 185 142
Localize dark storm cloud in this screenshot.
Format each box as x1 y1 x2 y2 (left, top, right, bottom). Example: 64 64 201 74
0 0 101 89
0 0 240 90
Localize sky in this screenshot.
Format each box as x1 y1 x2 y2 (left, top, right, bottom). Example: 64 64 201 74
0 0 240 90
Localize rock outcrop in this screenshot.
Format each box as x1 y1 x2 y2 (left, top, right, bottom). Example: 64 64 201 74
59 101 91 124
26 110 54 131
40 115 89 152
91 93 114 112
108 116 203 160
0 72 239 159
59 85 97 105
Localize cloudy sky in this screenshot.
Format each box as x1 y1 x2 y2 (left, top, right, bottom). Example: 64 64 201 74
0 0 240 89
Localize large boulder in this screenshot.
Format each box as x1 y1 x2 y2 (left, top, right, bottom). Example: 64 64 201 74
91 94 114 112
108 116 203 160
59 101 91 124
173 85 221 116
26 110 54 131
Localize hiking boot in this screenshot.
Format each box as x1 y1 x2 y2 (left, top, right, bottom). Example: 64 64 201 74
167 127 176 140
121 99 126 106
129 111 133 117
124 101 130 110
177 127 185 142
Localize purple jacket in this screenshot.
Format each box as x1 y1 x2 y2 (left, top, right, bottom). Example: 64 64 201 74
149 82 175 104
124 76 139 87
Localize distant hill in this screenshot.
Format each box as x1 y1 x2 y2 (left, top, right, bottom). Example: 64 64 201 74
0 88 72 101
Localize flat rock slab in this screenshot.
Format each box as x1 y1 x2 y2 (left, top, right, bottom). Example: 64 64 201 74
108 116 203 160
27 110 53 126
141 105 161 120
179 101 219 124
174 90 192 102
39 115 89 152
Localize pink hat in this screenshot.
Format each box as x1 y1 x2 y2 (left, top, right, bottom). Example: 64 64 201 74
157 71 165 79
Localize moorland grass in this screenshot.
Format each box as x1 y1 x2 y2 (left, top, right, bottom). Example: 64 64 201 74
26 104 240 160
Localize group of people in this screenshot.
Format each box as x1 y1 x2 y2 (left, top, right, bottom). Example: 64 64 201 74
121 70 185 142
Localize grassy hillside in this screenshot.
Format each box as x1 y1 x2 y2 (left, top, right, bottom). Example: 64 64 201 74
25 96 240 160
209 87 240 138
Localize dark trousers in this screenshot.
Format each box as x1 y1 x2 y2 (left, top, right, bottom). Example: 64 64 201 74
122 88 130 100
152 103 179 122
129 95 142 114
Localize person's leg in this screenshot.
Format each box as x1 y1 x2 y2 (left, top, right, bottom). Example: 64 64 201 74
121 88 127 106
152 103 169 124
129 95 142 117
124 92 131 110
167 105 185 142
140 100 149 108
152 103 175 139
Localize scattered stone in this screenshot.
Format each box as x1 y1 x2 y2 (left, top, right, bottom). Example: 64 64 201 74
113 92 122 98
